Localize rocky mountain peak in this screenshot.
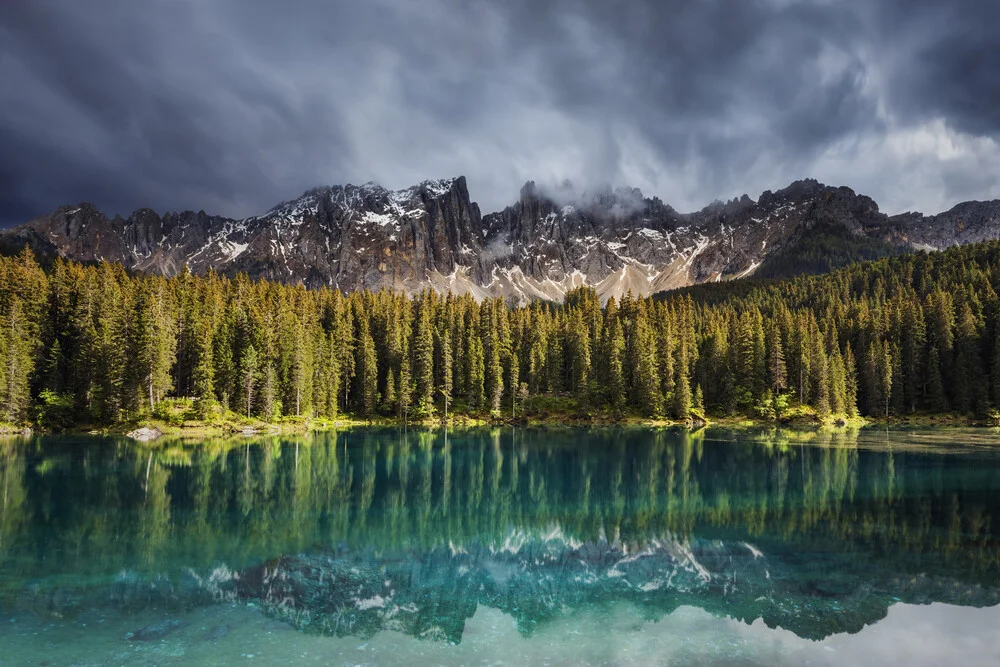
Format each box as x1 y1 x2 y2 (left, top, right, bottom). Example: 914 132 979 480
3 175 1000 304
518 180 540 203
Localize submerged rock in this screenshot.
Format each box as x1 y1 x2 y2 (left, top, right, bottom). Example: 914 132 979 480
127 619 187 641
126 427 163 441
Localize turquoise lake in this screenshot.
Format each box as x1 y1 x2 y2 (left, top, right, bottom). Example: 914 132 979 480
1 427 999 665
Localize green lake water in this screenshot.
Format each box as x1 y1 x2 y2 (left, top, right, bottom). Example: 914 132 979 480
1 426 999 665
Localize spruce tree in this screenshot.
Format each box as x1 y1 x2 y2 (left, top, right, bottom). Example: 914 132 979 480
672 354 692 420
398 351 412 421
262 363 278 420
768 323 787 397
412 299 435 415
606 314 626 408
467 333 485 410
357 319 378 417
630 305 662 417
568 309 591 396
1 299 33 422
439 326 452 419
240 344 260 418
953 302 980 414
926 346 947 412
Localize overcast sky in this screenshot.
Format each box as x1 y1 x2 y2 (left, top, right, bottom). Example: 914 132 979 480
1 0 998 225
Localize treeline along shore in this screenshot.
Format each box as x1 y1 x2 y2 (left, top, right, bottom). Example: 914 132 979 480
1 241 1000 431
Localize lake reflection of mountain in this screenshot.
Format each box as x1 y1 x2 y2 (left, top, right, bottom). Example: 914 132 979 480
1 427 999 643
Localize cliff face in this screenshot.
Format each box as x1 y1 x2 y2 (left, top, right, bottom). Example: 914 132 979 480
480 177 895 301
3 176 998 302
883 200 1000 251
1 178 489 292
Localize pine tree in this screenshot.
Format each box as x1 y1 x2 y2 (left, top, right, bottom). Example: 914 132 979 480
383 367 397 414
240 344 260 418
864 340 893 418
814 350 830 416
899 299 927 412
630 305 662 417
413 298 435 415
926 345 947 412
882 340 893 418
290 313 313 417
926 291 955 387
262 363 278 420
991 321 1000 409
357 319 378 417
808 318 829 410
672 359 692 420
545 312 565 393
527 308 548 394
467 332 485 410
89 265 129 422
483 303 504 413
1 299 33 421
192 316 215 406
843 343 859 417
398 351 412 421
606 313 626 408
734 310 764 409
953 302 981 414
568 308 591 396
129 280 177 414
656 312 675 408
768 323 787 396
439 325 452 419
828 343 847 415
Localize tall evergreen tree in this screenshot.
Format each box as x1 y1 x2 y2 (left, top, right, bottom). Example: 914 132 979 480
413 298 436 415
439 325 453 419
467 332 485 410
240 344 260 418
605 312 626 408
357 319 378 417
630 305 662 417
768 322 787 396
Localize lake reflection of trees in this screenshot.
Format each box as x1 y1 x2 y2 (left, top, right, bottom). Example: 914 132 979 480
0 427 999 594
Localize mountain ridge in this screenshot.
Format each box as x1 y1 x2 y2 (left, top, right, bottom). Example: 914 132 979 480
3 176 1000 302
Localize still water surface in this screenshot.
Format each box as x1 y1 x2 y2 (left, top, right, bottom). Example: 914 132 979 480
1 427 999 665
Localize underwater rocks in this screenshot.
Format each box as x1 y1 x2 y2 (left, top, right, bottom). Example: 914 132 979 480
126 619 187 641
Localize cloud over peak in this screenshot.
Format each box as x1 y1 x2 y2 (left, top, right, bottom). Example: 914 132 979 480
1 0 998 226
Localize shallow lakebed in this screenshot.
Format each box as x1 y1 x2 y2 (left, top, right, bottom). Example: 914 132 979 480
1 426 999 665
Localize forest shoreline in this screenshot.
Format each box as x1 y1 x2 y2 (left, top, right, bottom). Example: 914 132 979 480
3 411 996 440
14 410 992 440
113 410 1000 436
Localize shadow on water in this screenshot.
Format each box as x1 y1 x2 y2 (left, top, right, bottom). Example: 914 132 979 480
1 425 999 646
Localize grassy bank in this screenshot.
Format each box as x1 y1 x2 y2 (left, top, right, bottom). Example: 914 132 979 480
25 396 835 438
17 394 1000 440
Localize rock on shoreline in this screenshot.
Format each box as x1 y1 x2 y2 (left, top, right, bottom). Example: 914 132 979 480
126 426 163 441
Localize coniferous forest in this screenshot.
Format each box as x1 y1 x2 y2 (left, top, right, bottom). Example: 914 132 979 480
2 241 1000 428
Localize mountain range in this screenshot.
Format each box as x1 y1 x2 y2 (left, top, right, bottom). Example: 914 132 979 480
3 176 999 302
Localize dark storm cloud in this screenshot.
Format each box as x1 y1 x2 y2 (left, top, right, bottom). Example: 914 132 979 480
864 0 1000 134
0 0 998 227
